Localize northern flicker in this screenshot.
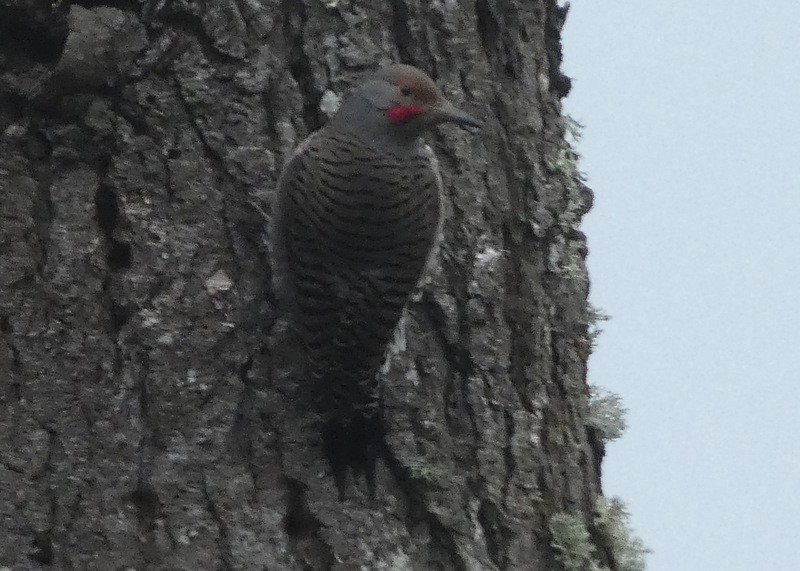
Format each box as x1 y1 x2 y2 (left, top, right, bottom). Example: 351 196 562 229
270 64 480 497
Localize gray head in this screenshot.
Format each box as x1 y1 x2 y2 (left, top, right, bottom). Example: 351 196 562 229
331 64 481 148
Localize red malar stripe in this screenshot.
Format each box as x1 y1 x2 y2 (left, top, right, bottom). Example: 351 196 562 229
387 105 424 124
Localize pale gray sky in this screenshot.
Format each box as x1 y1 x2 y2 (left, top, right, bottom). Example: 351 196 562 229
563 2 800 570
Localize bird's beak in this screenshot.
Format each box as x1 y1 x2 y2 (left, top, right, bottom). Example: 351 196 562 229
430 101 482 130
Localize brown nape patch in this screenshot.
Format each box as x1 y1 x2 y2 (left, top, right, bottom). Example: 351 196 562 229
394 70 441 105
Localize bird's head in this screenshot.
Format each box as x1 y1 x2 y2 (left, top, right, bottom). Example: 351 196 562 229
332 64 481 146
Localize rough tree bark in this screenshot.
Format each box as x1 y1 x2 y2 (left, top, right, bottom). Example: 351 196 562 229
0 0 606 569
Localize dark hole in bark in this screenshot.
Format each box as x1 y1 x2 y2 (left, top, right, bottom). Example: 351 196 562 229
108 240 132 270
95 185 119 238
475 0 500 53
110 300 130 332
128 485 162 522
0 7 67 65
30 530 53 565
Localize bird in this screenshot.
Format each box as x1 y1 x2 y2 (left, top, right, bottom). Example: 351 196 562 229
270 63 480 498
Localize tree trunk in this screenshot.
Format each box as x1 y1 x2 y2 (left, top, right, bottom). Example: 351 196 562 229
0 0 606 569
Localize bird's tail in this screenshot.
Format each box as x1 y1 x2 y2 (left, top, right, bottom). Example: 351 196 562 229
321 412 386 500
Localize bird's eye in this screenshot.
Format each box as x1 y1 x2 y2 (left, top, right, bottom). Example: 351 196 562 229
400 86 412 96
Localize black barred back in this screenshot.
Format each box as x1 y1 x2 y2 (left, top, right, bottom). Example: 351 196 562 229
274 127 441 422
